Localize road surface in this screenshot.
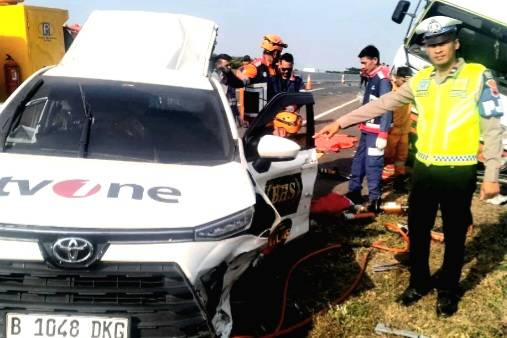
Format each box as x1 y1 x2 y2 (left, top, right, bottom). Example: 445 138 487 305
307 80 364 197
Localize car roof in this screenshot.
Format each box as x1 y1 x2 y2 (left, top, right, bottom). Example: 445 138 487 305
53 10 218 90
44 66 213 90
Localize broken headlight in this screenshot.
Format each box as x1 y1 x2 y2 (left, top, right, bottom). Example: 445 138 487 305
194 207 254 241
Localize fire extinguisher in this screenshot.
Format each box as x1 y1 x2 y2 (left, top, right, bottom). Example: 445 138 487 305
4 54 21 96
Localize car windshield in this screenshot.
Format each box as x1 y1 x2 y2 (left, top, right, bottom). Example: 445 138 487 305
407 2 507 94
3 76 234 165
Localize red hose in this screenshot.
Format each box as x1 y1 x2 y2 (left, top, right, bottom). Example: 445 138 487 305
233 245 374 338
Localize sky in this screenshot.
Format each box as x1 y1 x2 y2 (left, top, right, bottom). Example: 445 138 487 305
25 0 413 71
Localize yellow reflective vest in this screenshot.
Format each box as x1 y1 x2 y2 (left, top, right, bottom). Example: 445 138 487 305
410 63 485 166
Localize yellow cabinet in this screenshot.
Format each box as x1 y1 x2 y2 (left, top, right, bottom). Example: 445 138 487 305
0 4 68 100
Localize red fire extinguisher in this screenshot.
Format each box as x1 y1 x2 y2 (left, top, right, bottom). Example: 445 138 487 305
4 54 21 96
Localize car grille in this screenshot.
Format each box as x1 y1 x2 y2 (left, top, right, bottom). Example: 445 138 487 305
0 261 211 338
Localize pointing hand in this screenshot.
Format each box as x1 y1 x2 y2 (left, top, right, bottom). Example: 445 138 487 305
314 121 341 139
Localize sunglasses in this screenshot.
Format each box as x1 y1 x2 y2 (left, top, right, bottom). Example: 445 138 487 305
280 67 293 72
263 49 279 56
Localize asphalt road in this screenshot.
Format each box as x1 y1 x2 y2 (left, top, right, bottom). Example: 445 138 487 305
307 81 364 197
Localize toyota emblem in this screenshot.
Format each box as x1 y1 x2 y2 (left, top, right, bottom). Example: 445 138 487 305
52 238 94 264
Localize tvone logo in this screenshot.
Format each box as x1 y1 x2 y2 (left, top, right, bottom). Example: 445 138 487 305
0 177 180 203
53 180 101 198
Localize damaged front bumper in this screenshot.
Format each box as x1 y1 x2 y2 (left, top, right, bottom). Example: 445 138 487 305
0 234 267 338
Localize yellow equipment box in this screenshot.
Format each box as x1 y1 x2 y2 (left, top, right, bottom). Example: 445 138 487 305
0 3 68 100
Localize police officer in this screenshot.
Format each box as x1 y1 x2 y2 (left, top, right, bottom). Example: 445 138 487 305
315 16 504 316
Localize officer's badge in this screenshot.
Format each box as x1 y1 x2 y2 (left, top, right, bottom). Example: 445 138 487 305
428 19 442 34
417 79 430 91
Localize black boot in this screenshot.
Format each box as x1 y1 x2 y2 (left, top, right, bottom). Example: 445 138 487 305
397 285 432 306
368 199 382 213
436 290 460 317
345 191 363 205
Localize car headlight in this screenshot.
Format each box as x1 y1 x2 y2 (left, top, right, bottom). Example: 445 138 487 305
194 207 254 241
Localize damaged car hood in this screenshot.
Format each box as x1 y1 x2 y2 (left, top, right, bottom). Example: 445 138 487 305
0 154 255 229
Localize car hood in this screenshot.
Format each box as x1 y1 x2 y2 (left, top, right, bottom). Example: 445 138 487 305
0 154 255 229
60 10 217 79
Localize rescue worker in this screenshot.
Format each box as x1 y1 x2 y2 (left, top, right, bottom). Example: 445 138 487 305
315 16 504 316
271 53 304 137
241 55 252 66
346 45 392 212
406 103 419 170
384 66 413 183
272 53 304 94
212 54 247 124
239 34 287 100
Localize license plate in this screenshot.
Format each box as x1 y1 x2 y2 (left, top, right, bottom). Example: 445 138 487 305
6 313 129 338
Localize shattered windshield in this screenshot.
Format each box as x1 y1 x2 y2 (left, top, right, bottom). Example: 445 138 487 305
3 76 234 165
407 2 507 94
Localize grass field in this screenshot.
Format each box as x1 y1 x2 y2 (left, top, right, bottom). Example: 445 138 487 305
232 188 507 337
307 194 506 337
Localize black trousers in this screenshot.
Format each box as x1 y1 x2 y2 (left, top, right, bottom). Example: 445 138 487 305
408 160 476 291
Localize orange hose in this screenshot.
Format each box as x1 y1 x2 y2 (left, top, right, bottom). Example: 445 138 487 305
371 223 410 253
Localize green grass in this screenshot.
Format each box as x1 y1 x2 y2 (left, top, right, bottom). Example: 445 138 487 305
303 196 507 337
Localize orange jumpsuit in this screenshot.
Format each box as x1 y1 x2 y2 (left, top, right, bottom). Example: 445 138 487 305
384 82 411 175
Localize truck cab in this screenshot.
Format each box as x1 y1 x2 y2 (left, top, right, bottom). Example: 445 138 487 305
391 0 507 130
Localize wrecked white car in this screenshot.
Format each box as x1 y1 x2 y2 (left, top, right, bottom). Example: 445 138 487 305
0 11 317 338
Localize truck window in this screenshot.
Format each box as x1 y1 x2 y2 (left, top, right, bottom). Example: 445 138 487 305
407 2 507 94
3 76 235 165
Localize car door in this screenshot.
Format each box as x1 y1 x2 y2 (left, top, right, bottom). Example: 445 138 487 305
243 92 318 242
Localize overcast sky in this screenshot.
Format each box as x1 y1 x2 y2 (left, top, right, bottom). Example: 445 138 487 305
25 0 413 71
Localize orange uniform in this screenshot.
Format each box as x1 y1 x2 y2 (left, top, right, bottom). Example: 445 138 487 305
384 81 411 175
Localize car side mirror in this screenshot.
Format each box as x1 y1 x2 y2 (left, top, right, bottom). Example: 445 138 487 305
392 0 410 24
253 135 300 173
258 135 300 160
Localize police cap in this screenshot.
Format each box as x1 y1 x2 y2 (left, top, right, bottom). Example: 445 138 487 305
415 16 462 45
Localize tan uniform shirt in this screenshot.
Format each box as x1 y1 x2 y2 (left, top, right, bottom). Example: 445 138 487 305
337 59 503 182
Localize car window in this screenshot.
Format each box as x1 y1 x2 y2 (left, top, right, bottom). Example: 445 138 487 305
3 76 234 165
243 92 315 161
407 2 507 94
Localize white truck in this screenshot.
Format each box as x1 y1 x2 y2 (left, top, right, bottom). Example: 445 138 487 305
0 11 318 338
391 0 507 128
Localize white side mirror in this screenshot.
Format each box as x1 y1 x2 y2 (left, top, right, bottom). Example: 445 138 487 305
257 135 300 161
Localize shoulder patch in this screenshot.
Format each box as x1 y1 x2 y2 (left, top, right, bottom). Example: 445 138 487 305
486 79 500 97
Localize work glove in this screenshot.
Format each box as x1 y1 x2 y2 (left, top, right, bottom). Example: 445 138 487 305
375 136 387 150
